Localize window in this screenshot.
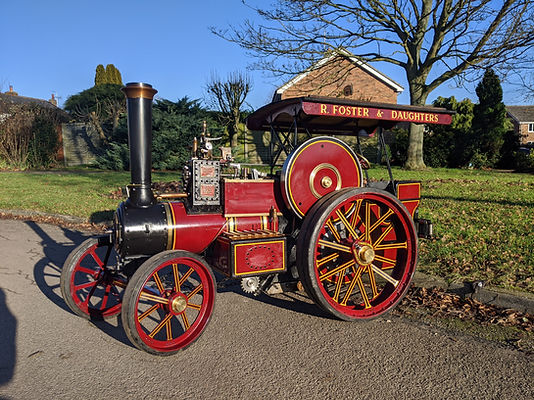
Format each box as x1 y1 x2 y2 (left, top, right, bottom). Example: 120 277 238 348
343 85 353 96
528 123 534 133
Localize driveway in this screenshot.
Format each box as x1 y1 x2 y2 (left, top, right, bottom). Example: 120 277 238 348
0 219 532 399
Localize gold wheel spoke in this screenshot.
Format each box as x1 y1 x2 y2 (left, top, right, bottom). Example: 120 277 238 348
368 209 394 236
374 241 408 251
350 199 363 229
166 318 173 341
181 311 190 330
316 252 339 267
367 265 379 298
187 303 202 310
335 209 359 240
372 225 393 248
148 313 173 338
370 264 399 287
326 219 341 242
187 284 203 299
340 266 365 306
374 254 397 266
319 259 355 282
333 273 345 302
153 272 165 294
365 202 371 242
111 278 127 289
317 239 351 253
139 291 168 305
172 263 181 292
179 267 194 286
359 207 395 242
356 276 371 309
138 304 159 322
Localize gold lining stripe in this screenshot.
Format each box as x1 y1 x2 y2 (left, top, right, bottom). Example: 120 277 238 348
223 178 275 183
224 212 283 218
233 240 286 276
164 203 175 250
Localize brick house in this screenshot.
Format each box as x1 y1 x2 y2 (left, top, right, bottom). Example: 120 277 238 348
244 51 404 164
273 50 404 103
506 106 534 145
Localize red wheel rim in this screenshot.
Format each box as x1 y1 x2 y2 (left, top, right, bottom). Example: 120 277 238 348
69 242 125 318
313 192 416 318
133 257 215 352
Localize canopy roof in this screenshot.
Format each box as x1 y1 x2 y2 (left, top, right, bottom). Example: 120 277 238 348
247 96 453 134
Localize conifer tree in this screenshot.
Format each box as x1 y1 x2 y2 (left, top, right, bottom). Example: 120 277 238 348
471 69 507 167
94 64 106 86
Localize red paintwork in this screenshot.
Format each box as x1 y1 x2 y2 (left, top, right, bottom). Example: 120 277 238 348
396 182 421 218
167 202 281 254
223 179 284 216
302 101 453 125
168 202 226 253
211 236 286 278
282 137 362 217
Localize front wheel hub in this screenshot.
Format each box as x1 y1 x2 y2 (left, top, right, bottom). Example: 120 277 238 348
170 294 188 314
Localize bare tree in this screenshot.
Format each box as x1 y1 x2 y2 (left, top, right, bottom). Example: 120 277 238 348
205 71 252 147
212 0 534 169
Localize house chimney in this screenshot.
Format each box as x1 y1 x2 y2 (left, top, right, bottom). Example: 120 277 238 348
49 93 57 106
6 85 17 96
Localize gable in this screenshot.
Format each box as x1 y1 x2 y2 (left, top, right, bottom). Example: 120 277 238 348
274 53 403 103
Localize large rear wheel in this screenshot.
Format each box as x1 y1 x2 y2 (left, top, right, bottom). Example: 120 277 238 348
297 188 417 320
121 251 216 355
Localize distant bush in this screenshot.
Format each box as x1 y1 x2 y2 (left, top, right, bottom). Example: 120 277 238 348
93 142 129 170
515 150 534 172
0 104 63 169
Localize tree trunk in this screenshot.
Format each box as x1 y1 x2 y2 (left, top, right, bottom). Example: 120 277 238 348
405 83 430 170
405 123 426 169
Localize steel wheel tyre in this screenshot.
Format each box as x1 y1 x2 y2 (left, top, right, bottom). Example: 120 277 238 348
121 251 216 355
297 188 417 320
60 237 126 319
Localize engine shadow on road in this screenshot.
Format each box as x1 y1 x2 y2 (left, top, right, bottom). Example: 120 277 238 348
215 274 334 320
26 221 133 349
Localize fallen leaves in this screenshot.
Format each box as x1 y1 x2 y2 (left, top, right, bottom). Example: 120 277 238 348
396 286 533 332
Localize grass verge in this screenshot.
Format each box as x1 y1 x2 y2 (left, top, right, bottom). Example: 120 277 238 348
0 166 532 293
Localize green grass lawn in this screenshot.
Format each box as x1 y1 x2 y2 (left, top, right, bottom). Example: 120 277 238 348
0 167 532 293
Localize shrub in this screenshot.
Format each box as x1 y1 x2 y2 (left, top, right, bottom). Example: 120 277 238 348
515 150 534 172
0 104 62 169
93 142 129 170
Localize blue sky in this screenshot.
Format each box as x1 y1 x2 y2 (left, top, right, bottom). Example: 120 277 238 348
0 0 528 109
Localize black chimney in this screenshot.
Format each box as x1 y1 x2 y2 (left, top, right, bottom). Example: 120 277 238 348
121 82 158 208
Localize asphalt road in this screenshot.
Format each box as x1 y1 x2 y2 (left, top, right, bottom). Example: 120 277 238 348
0 219 532 400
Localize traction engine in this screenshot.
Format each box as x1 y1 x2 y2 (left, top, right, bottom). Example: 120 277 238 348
60 82 453 355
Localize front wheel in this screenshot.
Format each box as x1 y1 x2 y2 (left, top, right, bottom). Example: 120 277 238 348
297 188 418 321
60 237 126 319
121 251 216 355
